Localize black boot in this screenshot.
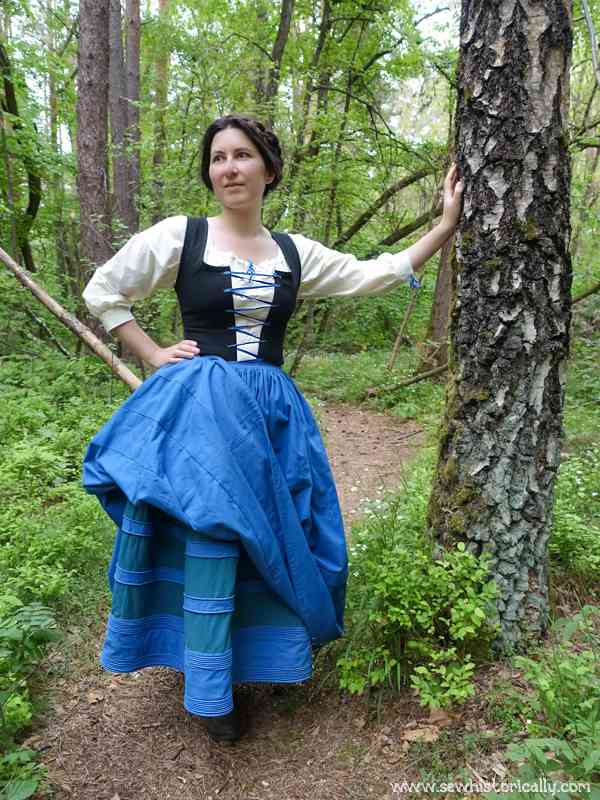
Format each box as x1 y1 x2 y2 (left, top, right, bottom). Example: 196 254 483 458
201 708 241 744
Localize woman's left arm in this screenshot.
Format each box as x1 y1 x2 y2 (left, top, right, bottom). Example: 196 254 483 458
402 164 463 273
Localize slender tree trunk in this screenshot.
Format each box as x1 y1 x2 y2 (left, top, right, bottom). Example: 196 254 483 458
0 40 41 271
109 0 129 233
151 0 170 224
77 0 113 273
428 0 573 651
420 237 453 369
259 0 295 125
0 107 18 258
124 0 140 233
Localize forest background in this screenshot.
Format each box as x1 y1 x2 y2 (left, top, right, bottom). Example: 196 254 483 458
0 0 599 797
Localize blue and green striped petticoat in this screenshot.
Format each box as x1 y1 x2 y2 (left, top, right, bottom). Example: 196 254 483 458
83 357 348 717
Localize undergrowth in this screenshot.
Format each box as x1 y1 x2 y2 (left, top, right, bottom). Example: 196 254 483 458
0 356 121 797
336 451 498 709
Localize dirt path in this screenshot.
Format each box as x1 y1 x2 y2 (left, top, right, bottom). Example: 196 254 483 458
36 404 426 800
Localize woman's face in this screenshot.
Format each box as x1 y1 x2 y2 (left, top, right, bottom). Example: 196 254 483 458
208 126 273 210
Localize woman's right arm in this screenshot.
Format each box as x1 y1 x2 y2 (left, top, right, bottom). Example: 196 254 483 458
112 319 199 368
83 215 199 367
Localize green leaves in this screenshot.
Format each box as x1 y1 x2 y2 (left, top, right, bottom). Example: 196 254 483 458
337 454 498 708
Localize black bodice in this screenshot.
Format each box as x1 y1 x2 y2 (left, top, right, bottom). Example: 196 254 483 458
175 217 301 366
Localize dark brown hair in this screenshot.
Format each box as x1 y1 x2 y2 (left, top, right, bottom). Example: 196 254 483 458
200 114 283 197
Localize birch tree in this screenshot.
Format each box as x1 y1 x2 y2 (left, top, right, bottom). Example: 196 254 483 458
428 0 573 650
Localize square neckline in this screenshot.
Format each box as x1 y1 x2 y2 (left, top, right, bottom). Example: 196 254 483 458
204 217 288 272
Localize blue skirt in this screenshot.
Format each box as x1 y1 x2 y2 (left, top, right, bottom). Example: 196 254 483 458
83 357 348 716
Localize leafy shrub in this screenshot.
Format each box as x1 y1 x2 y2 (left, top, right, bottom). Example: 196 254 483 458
488 608 600 799
550 444 600 579
0 604 59 749
0 353 116 788
0 748 46 800
337 457 498 708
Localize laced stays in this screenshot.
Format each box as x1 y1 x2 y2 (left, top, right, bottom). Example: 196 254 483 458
223 260 281 360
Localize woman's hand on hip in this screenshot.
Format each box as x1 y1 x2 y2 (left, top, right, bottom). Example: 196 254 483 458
149 340 200 367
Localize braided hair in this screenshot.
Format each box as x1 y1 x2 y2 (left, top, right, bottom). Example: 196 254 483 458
200 114 283 197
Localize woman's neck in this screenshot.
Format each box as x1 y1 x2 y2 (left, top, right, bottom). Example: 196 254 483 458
214 206 265 239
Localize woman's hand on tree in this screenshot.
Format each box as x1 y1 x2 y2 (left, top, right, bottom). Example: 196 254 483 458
440 163 464 232
149 340 200 367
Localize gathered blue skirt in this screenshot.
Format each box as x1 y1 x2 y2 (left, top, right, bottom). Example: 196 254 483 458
83 357 348 716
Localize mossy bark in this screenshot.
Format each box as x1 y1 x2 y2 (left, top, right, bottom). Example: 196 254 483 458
428 0 573 651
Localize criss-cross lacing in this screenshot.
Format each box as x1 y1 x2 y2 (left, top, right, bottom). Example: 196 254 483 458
223 264 281 359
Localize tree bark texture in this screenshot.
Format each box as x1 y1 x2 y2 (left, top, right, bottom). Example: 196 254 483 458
0 40 41 271
124 0 140 233
109 0 129 231
151 0 170 224
77 0 113 268
427 0 573 651
260 0 295 124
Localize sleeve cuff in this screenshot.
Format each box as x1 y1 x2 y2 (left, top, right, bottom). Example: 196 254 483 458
392 251 420 288
100 307 135 333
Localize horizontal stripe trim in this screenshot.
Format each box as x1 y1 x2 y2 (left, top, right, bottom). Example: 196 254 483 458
233 665 312 684
107 613 183 634
121 515 153 536
185 540 239 559
101 652 183 673
114 565 184 586
184 694 233 717
185 648 232 671
233 625 309 642
183 594 235 614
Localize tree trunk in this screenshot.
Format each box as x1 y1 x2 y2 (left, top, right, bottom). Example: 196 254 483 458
77 0 112 272
109 0 129 233
427 0 573 651
124 0 140 233
259 0 295 125
0 39 42 271
151 0 170 224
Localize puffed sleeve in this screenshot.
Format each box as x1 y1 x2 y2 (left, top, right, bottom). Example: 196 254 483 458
290 234 419 299
82 215 188 332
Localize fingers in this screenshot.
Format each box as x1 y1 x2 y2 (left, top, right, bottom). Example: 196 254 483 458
175 340 200 358
162 340 200 365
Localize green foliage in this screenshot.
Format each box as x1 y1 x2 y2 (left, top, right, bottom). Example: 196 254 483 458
551 444 600 579
293 347 445 428
487 608 600 800
0 748 46 800
0 355 115 789
337 453 498 709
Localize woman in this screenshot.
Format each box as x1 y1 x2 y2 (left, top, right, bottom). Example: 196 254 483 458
82 114 463 743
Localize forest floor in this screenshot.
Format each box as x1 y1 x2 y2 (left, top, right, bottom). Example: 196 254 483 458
30 403 508 800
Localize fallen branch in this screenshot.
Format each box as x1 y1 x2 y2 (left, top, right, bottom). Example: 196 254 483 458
0 245 141 391
366 362 449 398
573 279 600 304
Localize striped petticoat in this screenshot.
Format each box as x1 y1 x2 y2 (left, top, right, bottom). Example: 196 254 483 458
83 357 348 717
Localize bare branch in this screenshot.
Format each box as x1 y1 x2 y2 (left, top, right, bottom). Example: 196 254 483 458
581 0 600 89
333 168 432 248
0 247 141 391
